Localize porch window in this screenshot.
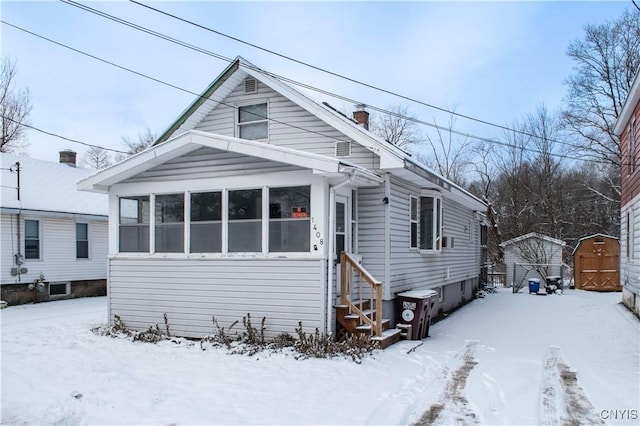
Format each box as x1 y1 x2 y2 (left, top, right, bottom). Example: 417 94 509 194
76 223 89 259
269 186 310 252
409 195 418 249
351 190 358 253
228 189 262 252
190 191 222 253
238 103 268 140
420 195 442 251
119 196 150 252
24 219 40 259
155 194 184 253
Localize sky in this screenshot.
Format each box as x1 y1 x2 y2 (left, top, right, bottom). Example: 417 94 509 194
2 289 638 425
0 0 634 166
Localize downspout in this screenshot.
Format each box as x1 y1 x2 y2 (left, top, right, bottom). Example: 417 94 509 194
326 171 355 335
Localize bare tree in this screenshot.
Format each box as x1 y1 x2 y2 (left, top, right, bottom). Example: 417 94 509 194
115 128 156 162
511 234 564 292
418 112 472 187
81 146 112 170
0 57 31 153
370 104 423 150
562 9 640 168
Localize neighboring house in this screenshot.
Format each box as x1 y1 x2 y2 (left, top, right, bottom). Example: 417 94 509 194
500 233 565 290
1 151 108 305
616 67 640 316
79 57 487 346
572 234 620 292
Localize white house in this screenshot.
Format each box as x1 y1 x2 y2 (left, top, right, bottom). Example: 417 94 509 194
79 57 487 347
500 232 566 291
1 151 108 304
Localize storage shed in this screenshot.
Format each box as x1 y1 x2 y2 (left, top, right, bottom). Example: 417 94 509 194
572 234 620 292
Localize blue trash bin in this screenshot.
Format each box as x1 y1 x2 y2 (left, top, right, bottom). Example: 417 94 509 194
528 278 540 294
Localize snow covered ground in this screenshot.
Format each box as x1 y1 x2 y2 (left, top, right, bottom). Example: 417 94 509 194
1 289 638 425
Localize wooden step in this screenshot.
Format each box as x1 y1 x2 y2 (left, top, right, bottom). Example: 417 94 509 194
355 318 390 333
371 328 402 349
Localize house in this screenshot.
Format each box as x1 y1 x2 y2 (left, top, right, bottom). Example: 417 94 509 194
572 234 620 292
615 66 640 316
1 151 108 305
500 232 565 291
78 57 487 346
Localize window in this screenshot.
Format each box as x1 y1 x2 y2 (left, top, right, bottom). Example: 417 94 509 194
119 196 150 252
228 189 262 252
437 286 444 303
409 196 418 249
238 103 268 140
76 223 89 259
155 194 184 253
191 192 222 253
420 195 442 251
629 116 638 176
24 219 40 259
351 190 358 253
49 282 69 296
335 201 346 256
269 186 310 252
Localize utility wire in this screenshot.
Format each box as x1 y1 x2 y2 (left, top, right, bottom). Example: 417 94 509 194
128 0 582 150
0 114 128 154
57 1 594 156
1 19 613 165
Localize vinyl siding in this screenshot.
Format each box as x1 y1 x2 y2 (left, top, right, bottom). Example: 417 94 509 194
108 257 326 338
387 177 480 296
1 213 108 284
357 185 387 283
194 80 380 170
621 197 640 297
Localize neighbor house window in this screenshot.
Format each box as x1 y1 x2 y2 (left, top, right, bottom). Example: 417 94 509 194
409 195 418 249
24 219 40 259
228 189 262 252
420 195 442 251
238 103 268 140
76 223 89 259
155 194 184 253
269 186 310 252
191 191 222 253
119 196 150 252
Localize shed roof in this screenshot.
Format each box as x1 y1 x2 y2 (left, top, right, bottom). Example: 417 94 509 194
1 153 108 217
499 232 566 248
571 233 619 256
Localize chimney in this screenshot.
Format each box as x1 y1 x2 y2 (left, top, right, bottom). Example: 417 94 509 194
59 150 77 168
353 104 369 130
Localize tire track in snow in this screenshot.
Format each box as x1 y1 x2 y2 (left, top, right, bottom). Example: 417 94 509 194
539 346 604 426
413 341 480 426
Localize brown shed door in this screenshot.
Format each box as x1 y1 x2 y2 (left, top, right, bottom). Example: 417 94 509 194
576 252 620 291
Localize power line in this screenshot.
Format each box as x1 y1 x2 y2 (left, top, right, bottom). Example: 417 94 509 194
54 2 598 158
128 0 583 151
0 114 127 154
1 19 612 165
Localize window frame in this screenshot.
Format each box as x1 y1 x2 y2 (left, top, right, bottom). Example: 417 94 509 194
268 185 311 253
154 192 185 253
237 102 269 141
419 192 443 253
190 190 223 253
49 281 70 297
76 222 89 259
119 195 151 253
409 195 418 249
24 218 41 260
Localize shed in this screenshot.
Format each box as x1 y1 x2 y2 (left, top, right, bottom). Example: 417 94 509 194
572 234 620 292
500 233 565 291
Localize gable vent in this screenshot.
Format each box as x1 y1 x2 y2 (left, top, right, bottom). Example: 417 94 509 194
335 141 351 157
244 77 258 94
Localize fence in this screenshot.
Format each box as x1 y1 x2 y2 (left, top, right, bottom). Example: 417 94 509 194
511 262 565 293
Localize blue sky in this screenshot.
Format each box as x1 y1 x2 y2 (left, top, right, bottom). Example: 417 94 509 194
0 1 633 164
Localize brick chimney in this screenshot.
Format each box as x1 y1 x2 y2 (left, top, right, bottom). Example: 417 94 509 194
59 150 77 167
353 104 369 130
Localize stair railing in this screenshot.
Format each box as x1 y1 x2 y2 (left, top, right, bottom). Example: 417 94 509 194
339 251 383 337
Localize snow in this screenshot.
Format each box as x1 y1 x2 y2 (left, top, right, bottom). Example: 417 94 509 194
1 289 638 425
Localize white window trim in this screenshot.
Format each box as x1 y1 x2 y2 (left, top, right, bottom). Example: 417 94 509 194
236 101 269 141
49 281 70 297
419 191 443 254
24 218 42 261
76 222 90 260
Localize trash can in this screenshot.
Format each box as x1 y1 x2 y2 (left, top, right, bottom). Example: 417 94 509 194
545 276 562 294
396 289 438 340
528 278 540 294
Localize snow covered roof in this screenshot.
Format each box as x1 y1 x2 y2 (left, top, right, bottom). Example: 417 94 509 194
1 153 108 217
571 233 619 256
499 232 566 248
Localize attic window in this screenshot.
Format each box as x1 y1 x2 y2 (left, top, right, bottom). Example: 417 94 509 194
244 77 258 94
335 141 351 157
